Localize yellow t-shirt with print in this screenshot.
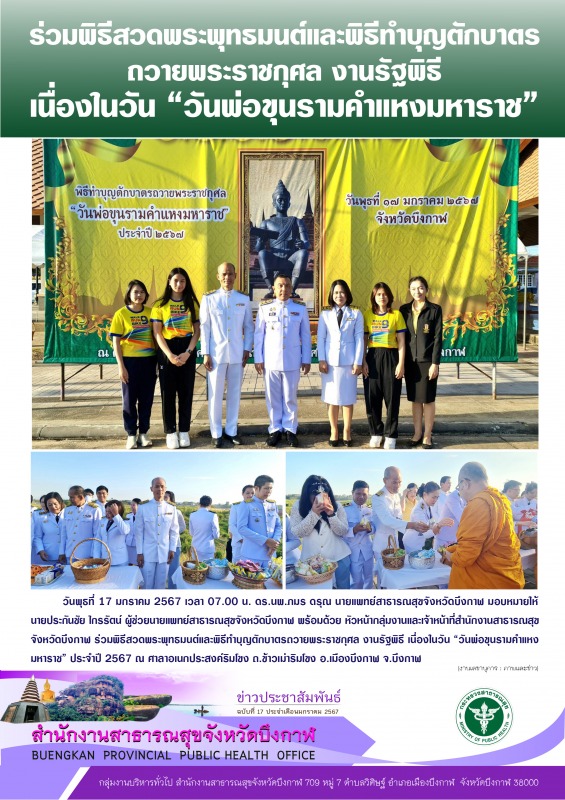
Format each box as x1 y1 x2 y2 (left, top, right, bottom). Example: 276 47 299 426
151 300 195 340
364 309 407 348
110 306 156 358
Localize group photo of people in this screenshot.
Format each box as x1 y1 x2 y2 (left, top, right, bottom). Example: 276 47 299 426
107 264 442 451
285 451 537 591
31 452 284 591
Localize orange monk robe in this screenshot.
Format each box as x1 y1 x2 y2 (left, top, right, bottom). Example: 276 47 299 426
447 488 525 590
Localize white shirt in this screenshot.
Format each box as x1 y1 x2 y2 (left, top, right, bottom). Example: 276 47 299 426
290 501 350 562
436 490 452 517
344 502 374 559
94 514 130 565
371 487 408 555
316 306 364 367
254 299 311 371
61 503 102 560
135 499 180 563
189 507 220 561
200 288 253 363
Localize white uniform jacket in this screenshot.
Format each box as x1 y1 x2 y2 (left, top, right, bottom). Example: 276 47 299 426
94 514 130 565
254 299 311 371
344 502 374 560
200 289 253 363
189 507 220 562
371 487 408 555
33 509 65 562
61 502 102 560
435 490 451 518
512 497 537 524
237 495 282 564
124 513 137 548
317 306 364 367
403 500 438 554
135 499 180 563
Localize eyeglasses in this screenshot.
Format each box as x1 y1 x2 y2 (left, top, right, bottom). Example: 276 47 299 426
455 479 470 492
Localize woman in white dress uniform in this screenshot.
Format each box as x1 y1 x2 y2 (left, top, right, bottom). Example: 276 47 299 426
403 481 454 553
317 280 364 446
94 500 130 566
33 492 65 564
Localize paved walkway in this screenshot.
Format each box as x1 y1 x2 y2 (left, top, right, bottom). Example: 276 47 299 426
32 331 538 449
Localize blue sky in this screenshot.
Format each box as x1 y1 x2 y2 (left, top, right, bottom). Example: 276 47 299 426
285 451 537 497
32 451 285 505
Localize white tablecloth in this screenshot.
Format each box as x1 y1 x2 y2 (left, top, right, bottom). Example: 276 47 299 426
31 565 144 590
286 574 335 590
376 553 451 590
520 548 537 571
172 566 280 590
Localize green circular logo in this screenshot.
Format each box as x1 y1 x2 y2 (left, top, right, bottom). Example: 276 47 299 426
456 688 512 745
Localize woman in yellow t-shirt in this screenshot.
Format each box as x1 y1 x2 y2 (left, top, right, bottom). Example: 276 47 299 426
151 267 200 449
362 282 407 450
110 279 157 450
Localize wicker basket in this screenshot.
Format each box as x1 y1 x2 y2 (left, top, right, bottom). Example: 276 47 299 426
182 546 209 584
70 538 111 584
300 561 337 585
381 535 405 571
205 558 229 580
231 572 268 590
408 549 436 570
229 564 271 590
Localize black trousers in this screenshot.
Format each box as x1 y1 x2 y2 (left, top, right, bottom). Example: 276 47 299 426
121 356 157 435
363 347 402 439
157 337 197 433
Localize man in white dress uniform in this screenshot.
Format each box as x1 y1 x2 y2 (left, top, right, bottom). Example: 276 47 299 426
200 262 254 448
254 274 311 447
61 485 102 561
237 474 282 568
344 480 375 589
136 476 179 590
189 496 220 562
372 466 428 558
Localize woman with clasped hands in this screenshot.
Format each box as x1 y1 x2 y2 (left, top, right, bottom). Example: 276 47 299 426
290 475 351 589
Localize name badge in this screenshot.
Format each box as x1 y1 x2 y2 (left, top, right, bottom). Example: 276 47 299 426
290 311 300 316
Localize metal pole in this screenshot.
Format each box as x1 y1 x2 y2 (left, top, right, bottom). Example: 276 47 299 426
492 363 497 400
522 255 529 350
60 363 65 402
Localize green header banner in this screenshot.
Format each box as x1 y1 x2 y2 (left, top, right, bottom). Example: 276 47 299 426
43 137 518 365
1 0 564 136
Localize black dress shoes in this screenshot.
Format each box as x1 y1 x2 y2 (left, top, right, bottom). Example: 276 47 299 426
266 430 282 447
408 436 423 448
285 431 299 447
328 439 340 447
343 440 353 447
212 437 223 448
223 432 242 446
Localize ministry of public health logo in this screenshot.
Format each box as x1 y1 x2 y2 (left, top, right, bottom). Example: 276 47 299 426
456 688 512 745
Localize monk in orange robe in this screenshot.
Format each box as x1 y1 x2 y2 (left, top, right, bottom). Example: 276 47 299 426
441 462 525 590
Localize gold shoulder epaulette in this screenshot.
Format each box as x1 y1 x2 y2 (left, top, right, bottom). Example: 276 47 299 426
88 502 99 508
342 502 351 507
260 299 274 305
232 501 241 506
39 510 49 515
350 305 359 310
204 289 217 295
140 499 150 505
376 491 384 497
293 299 305 305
